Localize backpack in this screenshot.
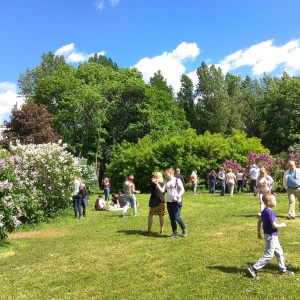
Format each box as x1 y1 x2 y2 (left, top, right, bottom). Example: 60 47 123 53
94 199 101 210
123 181 133 195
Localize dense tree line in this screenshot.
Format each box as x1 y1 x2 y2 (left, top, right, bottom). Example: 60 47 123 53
3 52 300 182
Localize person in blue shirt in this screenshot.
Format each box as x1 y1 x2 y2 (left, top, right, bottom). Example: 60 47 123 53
283 160 300 220
217 167 226 196
248 194 294 279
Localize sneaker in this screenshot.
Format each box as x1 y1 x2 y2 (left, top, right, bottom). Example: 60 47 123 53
248 266 259 279
286 215 296 220
280 270 294 275
133 214 138 217
182 229 188 238
168 234 178 239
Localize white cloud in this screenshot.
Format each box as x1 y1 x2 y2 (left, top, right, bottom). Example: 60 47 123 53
96 0 121 10
219 39 300 76
134 39 300 94
134 42 200 93
109 0 121 7
55 43 105 63
0 83 25 122
96 1 105 11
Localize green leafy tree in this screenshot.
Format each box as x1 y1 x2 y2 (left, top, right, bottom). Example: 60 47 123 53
18 52 66 97
195 62 231 134
240 75 262 137
259 72 300 154
149 70 174 96
176 74 197 129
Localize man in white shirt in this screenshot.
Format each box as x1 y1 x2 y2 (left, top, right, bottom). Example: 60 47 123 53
249 164 260 196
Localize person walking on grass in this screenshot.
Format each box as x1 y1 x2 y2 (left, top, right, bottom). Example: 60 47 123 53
122 175 140 217
256 167 274 216
218 167 226 196
283 160 300 220
248 194 294 279
225 168 236 197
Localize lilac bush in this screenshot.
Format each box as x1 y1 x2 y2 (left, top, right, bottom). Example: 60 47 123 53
0 141 96 239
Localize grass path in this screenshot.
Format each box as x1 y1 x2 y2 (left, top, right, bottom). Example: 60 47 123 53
1 191 300 299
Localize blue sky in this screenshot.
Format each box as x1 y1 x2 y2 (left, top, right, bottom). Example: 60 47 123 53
1 0 300 122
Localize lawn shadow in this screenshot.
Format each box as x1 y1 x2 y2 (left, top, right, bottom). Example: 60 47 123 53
207 265 244 274
208 263 299 277
116 229 168 238
227 214 260 218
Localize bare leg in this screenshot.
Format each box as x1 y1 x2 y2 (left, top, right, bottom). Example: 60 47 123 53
147 215 153 232
159 215 164 234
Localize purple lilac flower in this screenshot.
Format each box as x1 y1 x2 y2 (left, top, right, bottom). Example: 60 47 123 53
7 202 14 207
0 180 13 190
12 216 22 228
30 171 39 179
18 171 25 178
0 214 4 220
16 207 22 217
13 156 23 164
0 159 5 169
17 181 24 188
0 223 4 228
18 195 25 202
4 196 12 201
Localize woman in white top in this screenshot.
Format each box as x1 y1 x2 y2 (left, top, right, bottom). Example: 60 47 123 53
256 167 274 215
190 170 198 195
155 168 187 238
225 168 237 197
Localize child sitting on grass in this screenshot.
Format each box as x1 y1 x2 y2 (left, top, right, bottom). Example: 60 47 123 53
95 194 107 211
248 194 294 279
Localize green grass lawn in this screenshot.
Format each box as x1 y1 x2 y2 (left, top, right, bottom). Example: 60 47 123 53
1 191 300 299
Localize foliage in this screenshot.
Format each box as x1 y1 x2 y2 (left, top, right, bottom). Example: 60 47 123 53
0 141 97 239
1 103 61 146
106 129 268 190
257 73 300 153
149 70 174 96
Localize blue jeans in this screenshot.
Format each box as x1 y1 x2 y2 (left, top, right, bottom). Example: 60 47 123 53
167 202 186 236
73 194 82 218
237 180 244 192
192 182 198 194
104 189 110 202
210 180 216 194
125 194 138 215
220 181 226 196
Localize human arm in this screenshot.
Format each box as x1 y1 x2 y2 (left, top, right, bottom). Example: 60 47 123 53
257 218 263 239
153 179 166 193
282 171 288 189
271 221 286 229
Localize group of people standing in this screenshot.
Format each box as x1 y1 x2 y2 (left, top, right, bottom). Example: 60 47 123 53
144 168 187 238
